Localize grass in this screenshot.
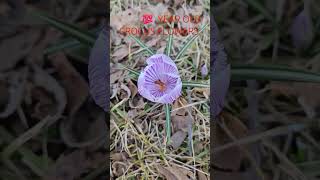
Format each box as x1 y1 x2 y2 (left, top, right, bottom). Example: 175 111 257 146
109 0 211 178
4 0 320 179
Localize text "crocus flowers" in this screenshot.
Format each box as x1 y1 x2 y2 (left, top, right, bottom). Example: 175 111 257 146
138 54 182 104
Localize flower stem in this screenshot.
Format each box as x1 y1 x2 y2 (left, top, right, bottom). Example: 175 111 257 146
165 104 171 144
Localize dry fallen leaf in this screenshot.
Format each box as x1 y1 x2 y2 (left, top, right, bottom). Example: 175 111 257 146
50 53 89 114
0 29 39 71
44 150 105 180
127 79 138 98
146 36 161 47
170 98 193 149
0 68 27 118
119 83 131 100
110 8 139 31
111 152 128 161
156 164 190 180
112 161 128 177
197 171 209 180
110 68 123 84
193 88 210 99
112 46 129 62
169 130 187 149
214 112 248 170
268 82 320 118
172 115 192 132
60 110 106 148
129 97 145 109
127 109 138 119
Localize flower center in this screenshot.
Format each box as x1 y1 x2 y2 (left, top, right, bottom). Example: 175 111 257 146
154 80 166 92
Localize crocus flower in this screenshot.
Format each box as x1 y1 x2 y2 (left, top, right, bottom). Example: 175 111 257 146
201 63 208 78
211 17 231 117
138 54 182 104
88 26 108 112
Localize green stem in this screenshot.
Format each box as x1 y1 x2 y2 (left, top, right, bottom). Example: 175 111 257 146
165 104 171 144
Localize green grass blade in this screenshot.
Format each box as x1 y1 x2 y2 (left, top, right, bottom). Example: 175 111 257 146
165 22 174 56
44 38 82 55
44 28 101 55
165 104 171 144
29 11 95 46
175 23 209 61
129 35 155 55
182 81 209 88
232 64 320 83
243 0 275 23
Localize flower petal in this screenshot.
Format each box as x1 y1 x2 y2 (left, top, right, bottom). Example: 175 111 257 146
158 78 182 104
211 17 230 117
138 71 156 102
147 54 178 72
138 54 182 104
88 27 108 112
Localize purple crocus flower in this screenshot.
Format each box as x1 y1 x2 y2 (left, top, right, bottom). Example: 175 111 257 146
88 26 108 112
138 54 182 104
211 17 231 117
201 63 208 78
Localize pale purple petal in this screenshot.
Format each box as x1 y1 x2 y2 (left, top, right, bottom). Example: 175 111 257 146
290 7 314 50
158 78 182 104
138 71 156 102
138 54 182 104
88 27 108 112
201 63 208 78
211 16 230 117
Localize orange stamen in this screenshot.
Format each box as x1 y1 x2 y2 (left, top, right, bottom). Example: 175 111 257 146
154 80 166 92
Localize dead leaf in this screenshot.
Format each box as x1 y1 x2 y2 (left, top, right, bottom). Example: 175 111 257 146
127 79 138 98
172 97 188 116
127 109 138 119
110 29 123 45
60 110 106 148
146 37 161 47
110 69 123 84
294 83 320 118
112 46 129 62
192 88 210 99
269 82 320 118
49 53 89 114
0 68 27 118
197 171 209 180
119 83 131 100
214 112 248 170
31 86 57 120
112 162 128 177
172 115 192 132
0 29 39 71
111 152 128 161
110 8 139 31
173 0 184 7
111 84 119 99
188 5 203 17
30 65 67 123
169 130 187 149
44 150 105 180
129 97 145 109
156 165 190 180
194 142 205 154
